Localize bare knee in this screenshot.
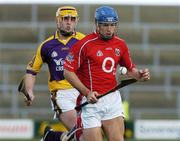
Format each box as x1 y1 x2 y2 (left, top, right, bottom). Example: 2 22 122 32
108 136 124 141
83 127 103 141
59 110 77 129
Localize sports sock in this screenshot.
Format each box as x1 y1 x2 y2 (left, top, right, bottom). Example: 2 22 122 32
45 130 63 141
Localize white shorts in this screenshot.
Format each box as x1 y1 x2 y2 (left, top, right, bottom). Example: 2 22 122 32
55 88 80 112
81 91 124 129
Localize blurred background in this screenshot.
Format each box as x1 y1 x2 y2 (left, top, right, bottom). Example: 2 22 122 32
0 0 180 140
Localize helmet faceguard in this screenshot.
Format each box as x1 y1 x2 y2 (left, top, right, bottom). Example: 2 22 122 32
56 6 79 37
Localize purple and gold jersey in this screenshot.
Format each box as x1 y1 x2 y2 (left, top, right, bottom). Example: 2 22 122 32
26 31 85 92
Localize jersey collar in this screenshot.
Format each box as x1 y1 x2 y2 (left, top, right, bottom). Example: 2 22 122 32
54 30 75 45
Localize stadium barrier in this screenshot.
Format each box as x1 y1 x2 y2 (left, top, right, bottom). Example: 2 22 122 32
0 119 134 140
1 119 180 140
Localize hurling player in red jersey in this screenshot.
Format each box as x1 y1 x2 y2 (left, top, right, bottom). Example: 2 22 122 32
64 6 150 141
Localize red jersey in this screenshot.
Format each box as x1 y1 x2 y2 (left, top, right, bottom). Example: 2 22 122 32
64 32 135 94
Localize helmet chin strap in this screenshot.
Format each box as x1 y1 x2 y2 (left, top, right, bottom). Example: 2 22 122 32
99 32 114 40
59 29 73 37
96 22 115 41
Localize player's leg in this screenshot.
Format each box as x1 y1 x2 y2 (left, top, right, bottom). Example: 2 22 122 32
53 88 79 130
44 88 81 141
102 116 124 141
41 122 83 141
59 109 77 130
80 96 105 141
83 127 103 141
41 126 68 141
101 90 125 141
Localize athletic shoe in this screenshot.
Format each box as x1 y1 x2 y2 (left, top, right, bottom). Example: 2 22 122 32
40 126 53 141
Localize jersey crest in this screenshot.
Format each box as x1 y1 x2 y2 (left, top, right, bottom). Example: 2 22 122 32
97 50 103 56
115 48 120 56
66 53 74 63
51 51 58 58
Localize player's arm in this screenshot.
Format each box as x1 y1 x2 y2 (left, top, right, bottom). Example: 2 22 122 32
120 41 150 81
64 40 98 103
18 73 36 106
19 44 44 106
64 69 89 96
64 50 90 95
24 73 36 106
63 40 89 96
127 67 150 81
64 69 98 103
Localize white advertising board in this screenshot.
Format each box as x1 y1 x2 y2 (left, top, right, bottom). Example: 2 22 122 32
0 119 34 139
135 120 180 140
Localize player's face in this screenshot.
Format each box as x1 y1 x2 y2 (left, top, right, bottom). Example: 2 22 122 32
97 23 117 40
57 16 78 33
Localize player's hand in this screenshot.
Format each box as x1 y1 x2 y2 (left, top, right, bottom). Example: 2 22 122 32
18 77 35 106
86 91 98 104
24 92 35 106
139 68 150 81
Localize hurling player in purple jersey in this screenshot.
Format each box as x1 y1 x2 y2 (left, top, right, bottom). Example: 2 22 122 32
21 6 85 141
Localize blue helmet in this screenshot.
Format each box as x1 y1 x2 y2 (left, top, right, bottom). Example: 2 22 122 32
95 6 119 24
